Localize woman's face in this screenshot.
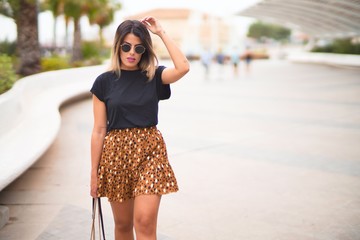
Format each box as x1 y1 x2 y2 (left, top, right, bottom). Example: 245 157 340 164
120 33 145 70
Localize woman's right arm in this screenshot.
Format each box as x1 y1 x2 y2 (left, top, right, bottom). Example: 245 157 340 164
90 94 107 198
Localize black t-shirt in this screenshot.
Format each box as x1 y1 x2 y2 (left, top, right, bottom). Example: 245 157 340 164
90 66 170 132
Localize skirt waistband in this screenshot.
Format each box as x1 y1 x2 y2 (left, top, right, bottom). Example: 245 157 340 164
108 126 157 134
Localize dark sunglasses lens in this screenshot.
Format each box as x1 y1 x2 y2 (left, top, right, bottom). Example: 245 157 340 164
135 46 145 54
121 44 131 52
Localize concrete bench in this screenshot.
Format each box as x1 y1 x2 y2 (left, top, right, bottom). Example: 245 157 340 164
0 64 106 191
287 52 360 68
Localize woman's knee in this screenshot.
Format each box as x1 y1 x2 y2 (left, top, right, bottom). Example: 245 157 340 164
133 195 161 236
134 215 156 234
114 218 133 233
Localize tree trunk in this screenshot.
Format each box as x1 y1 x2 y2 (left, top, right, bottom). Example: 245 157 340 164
53 16 57 48
99 27 104 47
16 0 41 76
64 17 70 54
71 18 82 62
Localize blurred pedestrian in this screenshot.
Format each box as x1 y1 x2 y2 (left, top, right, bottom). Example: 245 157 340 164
90 16 189 240
231 48 240 77
201 48 212 76
216 48 225 65
215 48 226 80
243 46 253 74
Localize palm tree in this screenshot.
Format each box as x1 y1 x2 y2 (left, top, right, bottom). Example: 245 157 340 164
63 0 85 62
0 0 41 76
43 0 63 48
88 0 120 47
63 0 120 62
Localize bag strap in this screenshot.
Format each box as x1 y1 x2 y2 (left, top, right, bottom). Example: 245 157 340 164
91 198 106 240
90 198 97 240
97 198 106 240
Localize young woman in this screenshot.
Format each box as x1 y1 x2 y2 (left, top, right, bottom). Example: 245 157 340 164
90 16 189 240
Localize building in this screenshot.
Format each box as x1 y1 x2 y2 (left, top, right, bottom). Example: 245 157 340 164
125 8 230 59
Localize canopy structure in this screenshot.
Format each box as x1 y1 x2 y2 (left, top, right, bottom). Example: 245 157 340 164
238 0 360 38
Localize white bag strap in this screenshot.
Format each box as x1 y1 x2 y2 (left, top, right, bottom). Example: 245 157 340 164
90 198 106 240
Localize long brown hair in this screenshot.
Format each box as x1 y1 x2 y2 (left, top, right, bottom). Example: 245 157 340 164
109 20 158 80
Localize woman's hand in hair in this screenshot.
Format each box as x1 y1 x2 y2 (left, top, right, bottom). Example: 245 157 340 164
141 16 190 84
140 16 164 36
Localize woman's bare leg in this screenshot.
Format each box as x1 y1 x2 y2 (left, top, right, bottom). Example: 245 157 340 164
110 199 135 240
134 195 162 240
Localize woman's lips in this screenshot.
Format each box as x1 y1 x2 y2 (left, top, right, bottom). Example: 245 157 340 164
127 57 136 63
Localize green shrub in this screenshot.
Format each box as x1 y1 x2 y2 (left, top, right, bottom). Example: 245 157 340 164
41 56 70 72
82 41 110 61
312 45 333 53
333 38 360 54
0 40 17 56
70 60 84 68
312 38 360 55
40 41 109 72
100 47 111 59
82 41 101 59
248 21 291 42
0 55 17 94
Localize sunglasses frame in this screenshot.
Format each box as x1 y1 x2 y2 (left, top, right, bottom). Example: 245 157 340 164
120 43 146 54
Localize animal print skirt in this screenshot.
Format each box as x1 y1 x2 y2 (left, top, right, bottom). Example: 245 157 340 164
97 126 179 202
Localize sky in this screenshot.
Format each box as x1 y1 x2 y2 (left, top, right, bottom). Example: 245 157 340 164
0 0 261 45
119 0 261 16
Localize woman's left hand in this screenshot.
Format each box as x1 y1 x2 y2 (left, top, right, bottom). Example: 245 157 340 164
140 16 164 36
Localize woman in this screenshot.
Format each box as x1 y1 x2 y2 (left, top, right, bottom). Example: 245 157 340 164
90 16 189 239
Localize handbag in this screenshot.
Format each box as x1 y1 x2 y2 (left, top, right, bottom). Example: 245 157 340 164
90 198 106 240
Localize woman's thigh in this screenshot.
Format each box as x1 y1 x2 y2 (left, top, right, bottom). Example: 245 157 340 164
110 199 135 227
134 195 161 224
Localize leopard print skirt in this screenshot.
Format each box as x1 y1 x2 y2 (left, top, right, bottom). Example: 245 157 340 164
97 126 179 202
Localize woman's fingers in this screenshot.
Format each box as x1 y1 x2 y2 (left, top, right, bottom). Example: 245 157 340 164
141 16 157 27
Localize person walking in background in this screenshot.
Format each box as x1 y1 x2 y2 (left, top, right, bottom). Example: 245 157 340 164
215 48 225 65
200 48 212 76
215 48 226 80
90 16 189 240
243 46 253 74
231 47 240 77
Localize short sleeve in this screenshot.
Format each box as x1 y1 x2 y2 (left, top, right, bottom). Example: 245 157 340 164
155 66 171 100
90 73 107 102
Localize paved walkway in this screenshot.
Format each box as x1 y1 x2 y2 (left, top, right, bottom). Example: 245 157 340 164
0 60 359 239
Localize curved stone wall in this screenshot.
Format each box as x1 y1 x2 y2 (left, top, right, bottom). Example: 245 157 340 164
0 64 106 191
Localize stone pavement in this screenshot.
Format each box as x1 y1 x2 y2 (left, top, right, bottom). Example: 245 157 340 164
0 60 359 239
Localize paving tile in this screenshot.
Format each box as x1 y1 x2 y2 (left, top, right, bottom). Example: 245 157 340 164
0 60 359 239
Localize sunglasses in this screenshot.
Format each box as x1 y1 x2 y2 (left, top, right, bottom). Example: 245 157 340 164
120 43 146 54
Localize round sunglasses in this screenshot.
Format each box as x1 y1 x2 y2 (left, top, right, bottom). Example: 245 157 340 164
120 43 146 54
